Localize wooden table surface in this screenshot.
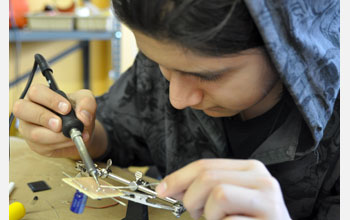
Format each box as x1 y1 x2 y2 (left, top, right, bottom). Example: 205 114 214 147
9 137 195 220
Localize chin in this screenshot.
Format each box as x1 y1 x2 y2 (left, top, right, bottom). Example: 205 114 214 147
203 109 237 118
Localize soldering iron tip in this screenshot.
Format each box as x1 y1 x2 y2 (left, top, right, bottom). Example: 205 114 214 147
93 174 100 187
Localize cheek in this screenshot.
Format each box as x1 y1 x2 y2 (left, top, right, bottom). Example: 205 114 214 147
159 66 171 81
207 71 273 108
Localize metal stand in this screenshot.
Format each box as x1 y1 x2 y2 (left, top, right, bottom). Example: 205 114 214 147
122 201 149 220
74 160 186 218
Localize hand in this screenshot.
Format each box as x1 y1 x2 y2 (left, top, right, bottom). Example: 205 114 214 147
12 84 98 159
155 159 291 220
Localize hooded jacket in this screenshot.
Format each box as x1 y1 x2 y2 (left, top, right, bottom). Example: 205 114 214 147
95 0 339 219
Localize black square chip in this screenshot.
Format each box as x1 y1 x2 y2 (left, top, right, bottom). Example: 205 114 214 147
27 180 51 192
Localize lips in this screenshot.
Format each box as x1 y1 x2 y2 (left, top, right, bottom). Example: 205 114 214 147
191 106 224 112
206 106 225 112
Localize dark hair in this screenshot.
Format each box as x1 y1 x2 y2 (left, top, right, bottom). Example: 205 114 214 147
112 0 264 56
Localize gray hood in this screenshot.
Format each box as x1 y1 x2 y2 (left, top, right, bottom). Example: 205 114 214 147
244 0 340 148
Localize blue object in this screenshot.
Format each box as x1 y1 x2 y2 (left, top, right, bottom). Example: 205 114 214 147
70 190 88 214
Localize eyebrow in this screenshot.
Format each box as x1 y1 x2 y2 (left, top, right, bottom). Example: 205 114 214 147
174 67 233 79
140 49 237 79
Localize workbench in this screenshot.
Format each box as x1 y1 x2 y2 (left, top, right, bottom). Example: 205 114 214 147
9 137 194 220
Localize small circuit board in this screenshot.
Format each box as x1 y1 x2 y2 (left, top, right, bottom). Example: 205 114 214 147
62 177 124 199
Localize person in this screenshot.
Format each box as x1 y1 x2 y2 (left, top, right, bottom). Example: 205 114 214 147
13 0 339 219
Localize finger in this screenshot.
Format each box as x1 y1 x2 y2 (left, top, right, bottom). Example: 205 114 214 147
68 89 96 126
26 84 71 115
189 208 204 220
18 120 68 144
156 159 268 198
223 216 257 220
167 191 185 201
182 170 270 217
14 99 62 132
204 184 264 220
26 139 75 156
27 140 79 158
20 120 91 145
28 130 90 149
49 146 80 158
26 135 74 149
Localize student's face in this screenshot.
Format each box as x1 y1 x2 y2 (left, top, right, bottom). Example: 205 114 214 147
133 30 282 119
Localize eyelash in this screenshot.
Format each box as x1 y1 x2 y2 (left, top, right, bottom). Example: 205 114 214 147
176 70 222 82
198 74 221 82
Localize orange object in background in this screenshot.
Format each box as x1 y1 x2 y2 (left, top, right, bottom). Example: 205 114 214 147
9 0 29 28
56 0 75 13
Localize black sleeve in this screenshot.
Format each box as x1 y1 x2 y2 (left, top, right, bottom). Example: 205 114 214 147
310 96 340 220
312 157 339 220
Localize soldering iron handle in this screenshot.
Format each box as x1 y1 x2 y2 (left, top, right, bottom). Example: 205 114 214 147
34 54 84 137
54 90 84 138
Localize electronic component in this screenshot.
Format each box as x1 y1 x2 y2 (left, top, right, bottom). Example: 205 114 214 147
62 177 124 199
70 190 88 214
27 180 51 192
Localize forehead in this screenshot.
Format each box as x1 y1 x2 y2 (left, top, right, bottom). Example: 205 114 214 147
132 29 261 72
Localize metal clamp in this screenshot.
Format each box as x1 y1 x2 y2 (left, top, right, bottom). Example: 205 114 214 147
75 159 186 218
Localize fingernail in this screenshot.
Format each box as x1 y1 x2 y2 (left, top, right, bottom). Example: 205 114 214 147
48 118 59 130
156 182 167 196
81 110 92 122
58 102 69 113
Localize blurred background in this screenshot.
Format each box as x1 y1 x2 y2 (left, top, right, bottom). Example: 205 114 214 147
9 0 138 137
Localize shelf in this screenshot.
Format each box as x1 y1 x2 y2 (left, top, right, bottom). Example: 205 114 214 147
9 29 117 42
9 26 122 89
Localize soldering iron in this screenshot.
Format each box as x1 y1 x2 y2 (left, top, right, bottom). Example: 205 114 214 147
9 54 186 218
35 54 99 186
9 54 99 186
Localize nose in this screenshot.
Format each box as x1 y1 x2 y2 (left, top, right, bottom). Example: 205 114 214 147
168 72 203 110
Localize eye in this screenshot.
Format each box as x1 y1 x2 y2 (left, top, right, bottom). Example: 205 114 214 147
198 74 222 82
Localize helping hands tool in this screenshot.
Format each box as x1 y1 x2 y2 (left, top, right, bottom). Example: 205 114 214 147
35 54 100 186
74 159 186 217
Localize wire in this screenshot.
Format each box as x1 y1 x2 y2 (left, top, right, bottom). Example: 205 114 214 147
86 202 120 209
9 61 38 129
9 60 38 160
64 200 120 209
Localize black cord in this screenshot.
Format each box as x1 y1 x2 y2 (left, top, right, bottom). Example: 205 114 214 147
9 61 38 130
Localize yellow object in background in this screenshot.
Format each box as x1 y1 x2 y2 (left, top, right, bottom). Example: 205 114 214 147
9 202 26 220
91 0 110 9
56 0 74 9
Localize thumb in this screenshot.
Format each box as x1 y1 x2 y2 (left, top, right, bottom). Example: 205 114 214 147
68 89 96 127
